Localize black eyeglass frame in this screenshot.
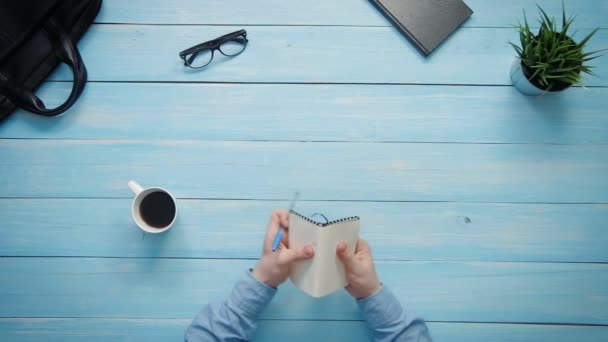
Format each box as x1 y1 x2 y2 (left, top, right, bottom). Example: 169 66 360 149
179 29 248 68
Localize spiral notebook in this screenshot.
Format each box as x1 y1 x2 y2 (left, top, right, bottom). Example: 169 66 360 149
288 211 360 298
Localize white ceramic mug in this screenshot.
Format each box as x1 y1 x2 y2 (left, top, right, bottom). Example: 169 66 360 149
128 180 177 233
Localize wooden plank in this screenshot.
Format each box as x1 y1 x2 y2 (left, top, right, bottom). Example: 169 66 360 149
2 318 608 342
1 199 607 262
96 0 608 29
47 25 608 85
1 258 606 324
4 83 608 144
0 140 606 203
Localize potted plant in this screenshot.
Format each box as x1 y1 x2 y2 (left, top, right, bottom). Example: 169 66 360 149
509 3 605 95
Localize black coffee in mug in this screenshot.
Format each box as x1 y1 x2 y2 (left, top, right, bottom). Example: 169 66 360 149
139 191 176 228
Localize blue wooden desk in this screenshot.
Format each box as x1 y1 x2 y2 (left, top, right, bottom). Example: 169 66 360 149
1 0 608 340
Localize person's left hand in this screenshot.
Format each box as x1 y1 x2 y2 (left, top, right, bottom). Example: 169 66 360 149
252 210 314 288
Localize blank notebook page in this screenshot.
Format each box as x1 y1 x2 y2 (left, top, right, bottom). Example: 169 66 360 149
288 212 360 298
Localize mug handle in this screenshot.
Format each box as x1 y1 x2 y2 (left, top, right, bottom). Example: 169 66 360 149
128 180 143 195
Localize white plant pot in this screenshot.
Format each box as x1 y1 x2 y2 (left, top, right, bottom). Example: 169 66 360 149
510 58 546 96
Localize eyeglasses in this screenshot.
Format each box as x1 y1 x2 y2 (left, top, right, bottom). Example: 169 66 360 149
179 29 248 68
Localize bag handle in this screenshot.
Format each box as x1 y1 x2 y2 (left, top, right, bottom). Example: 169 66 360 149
0 18 87 117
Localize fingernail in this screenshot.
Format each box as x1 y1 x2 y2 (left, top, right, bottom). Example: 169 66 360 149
304 245 314 256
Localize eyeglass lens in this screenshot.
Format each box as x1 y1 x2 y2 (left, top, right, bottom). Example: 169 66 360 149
184 34 247 68
219 36 247 56
185 49 214 68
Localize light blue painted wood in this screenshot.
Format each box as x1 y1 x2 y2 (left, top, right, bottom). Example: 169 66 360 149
1 0 606 339
3 83 608 144
0 140 606 202
1 199 607 262
2 319 608 342
96 0 608 29
1 258 607 324
47 25 608 85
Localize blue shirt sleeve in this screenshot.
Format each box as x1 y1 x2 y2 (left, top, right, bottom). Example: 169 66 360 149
185 270 276 342
358 285 433 342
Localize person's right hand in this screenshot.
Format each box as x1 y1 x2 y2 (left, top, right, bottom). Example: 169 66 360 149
253 210 314 288
336 239 381 299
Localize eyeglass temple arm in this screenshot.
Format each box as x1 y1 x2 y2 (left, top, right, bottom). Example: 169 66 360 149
180 41 214 56
179 29 247 57
215 29 246 41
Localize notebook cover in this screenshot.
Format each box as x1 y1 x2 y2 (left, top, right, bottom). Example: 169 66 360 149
371 0 473 55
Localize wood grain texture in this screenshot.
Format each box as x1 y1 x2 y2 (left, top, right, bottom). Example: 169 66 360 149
4 83 608 144
96 0 608 29
2 319 608 342
2 0 607 338
1 258 607 324
1 199 607 262
47 25 608 85
1 140 606 202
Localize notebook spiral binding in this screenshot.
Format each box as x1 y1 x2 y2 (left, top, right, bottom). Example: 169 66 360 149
290 210 359 227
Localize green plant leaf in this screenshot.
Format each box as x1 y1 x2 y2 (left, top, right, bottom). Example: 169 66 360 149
583 55 603 62
561 14 575 36
509 42 524 57
583 69 597 76
537 5 554 31
551 67 581 73
561 0 566 28
577 28 599 49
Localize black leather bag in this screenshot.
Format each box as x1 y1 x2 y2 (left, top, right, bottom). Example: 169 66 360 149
0 0 102 121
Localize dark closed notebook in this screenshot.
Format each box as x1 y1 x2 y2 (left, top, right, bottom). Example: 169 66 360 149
371 0 473 55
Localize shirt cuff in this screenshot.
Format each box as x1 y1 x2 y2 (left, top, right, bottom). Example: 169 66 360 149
227 269 278 318
357 285 404 329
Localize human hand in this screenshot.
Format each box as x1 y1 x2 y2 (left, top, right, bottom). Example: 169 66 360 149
252 210 315 288
336 239 381 299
